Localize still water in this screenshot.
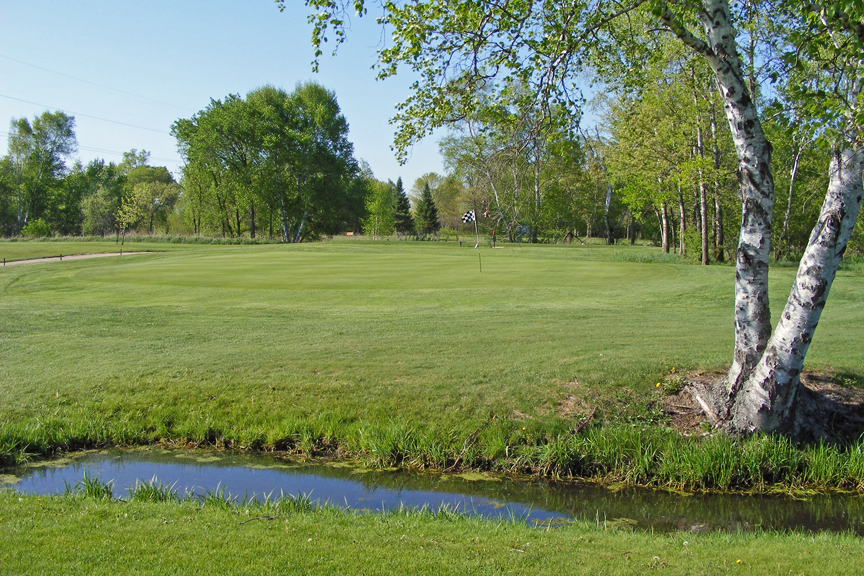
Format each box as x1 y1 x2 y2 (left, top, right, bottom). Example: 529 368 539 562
2 448 862 533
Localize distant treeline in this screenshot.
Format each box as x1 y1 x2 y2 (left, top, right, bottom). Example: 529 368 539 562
4 81 864 258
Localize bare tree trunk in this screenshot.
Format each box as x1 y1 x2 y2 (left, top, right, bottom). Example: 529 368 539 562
677 183 686 256
778 138 803 261
710 104 726 262
660 201 670 253
250 201 256 239
604 182 614 245
696 129 709 265
280 200 290 243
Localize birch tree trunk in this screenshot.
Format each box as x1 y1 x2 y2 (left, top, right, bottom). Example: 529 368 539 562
661 0 864 435
728 141 864 433
779 138 803 261
710 104 726 262
660 0 773 400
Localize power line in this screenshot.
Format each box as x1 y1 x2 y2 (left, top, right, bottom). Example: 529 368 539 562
0 129 179 165
78 145 179 164
0 93 172 134
0 54 195 113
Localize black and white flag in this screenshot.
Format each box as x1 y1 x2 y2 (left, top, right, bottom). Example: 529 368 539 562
461 210 476 223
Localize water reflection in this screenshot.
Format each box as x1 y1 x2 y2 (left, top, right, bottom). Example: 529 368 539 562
3 448 863 534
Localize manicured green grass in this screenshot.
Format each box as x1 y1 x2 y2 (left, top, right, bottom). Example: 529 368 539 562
0 238 210 262
1 490 862 575
1 239 863 487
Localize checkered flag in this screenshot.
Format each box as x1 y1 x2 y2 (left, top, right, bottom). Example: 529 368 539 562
461 210 476 223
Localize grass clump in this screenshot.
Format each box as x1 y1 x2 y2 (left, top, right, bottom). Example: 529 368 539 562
63 471 113 501
127 476 179 503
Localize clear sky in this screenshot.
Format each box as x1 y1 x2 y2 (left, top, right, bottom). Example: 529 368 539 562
0 1 444 185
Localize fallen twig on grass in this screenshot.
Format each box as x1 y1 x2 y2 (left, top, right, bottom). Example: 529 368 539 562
570 407 597 435
445 415 495 472
239 515 282 524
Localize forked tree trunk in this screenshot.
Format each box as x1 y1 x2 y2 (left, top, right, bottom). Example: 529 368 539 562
659 0 864 436
727 142 864 434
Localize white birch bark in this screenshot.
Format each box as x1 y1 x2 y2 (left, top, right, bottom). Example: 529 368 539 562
659 0 773 401
730 140 864 433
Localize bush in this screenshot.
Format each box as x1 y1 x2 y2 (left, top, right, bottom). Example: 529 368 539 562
21 219 52 238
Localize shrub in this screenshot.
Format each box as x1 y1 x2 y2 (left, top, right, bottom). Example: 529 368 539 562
21 219 51 238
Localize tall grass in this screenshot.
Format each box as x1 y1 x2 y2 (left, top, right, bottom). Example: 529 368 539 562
128 476 180 502
63 471 113 500
10 412 864 490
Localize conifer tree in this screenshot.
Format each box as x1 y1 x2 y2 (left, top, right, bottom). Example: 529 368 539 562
414 181 440 238
393 177 414 237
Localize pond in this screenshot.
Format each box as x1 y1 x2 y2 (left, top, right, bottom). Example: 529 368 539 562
2 448 862 534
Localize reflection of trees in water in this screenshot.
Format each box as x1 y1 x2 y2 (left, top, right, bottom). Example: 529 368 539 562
12 450 864 534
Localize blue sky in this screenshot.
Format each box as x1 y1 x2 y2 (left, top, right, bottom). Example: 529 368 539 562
0 1 443 185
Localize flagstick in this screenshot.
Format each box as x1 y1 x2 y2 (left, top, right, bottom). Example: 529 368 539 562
473 217 479 249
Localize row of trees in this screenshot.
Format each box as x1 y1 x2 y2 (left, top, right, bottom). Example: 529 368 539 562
362 176 443 239
392 62 848 260
0 83 370 242
0 109 180 238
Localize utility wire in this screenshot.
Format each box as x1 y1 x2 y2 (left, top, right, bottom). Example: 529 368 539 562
0 129 179 164
0 54 195 113
0 93 171 134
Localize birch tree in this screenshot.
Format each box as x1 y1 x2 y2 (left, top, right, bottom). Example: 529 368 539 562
286 0 864 437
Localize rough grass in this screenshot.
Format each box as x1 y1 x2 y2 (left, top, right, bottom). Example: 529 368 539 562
2 490 863 575
1 239 863 489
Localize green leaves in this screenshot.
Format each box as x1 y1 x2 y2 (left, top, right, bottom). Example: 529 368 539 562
173 82 359 242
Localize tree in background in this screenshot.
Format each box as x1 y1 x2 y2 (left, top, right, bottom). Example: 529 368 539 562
362 179 396 239
0 158 16 236
173 82 361 242
7 111 77 232
77 159 128 237
392 177 414 237
414 182 440 238
118 149 150 175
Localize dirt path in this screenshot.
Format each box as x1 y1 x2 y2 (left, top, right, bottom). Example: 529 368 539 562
2 251 155 267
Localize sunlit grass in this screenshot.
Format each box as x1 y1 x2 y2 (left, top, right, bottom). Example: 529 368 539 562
2 489 864 575
1 239 863 488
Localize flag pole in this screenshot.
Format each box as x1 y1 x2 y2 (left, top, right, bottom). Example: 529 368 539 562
473 216 479 249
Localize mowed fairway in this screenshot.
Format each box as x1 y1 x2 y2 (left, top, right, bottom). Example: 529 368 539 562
1 240 863 454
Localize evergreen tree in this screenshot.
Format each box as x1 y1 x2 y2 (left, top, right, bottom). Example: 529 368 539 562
393 177 414 237
414 181 440 238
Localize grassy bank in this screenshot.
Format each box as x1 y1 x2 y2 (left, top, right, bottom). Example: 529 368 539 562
2 239 863 489
2 489 862 575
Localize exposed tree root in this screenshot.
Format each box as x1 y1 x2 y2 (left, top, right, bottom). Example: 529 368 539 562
672 371 864 443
